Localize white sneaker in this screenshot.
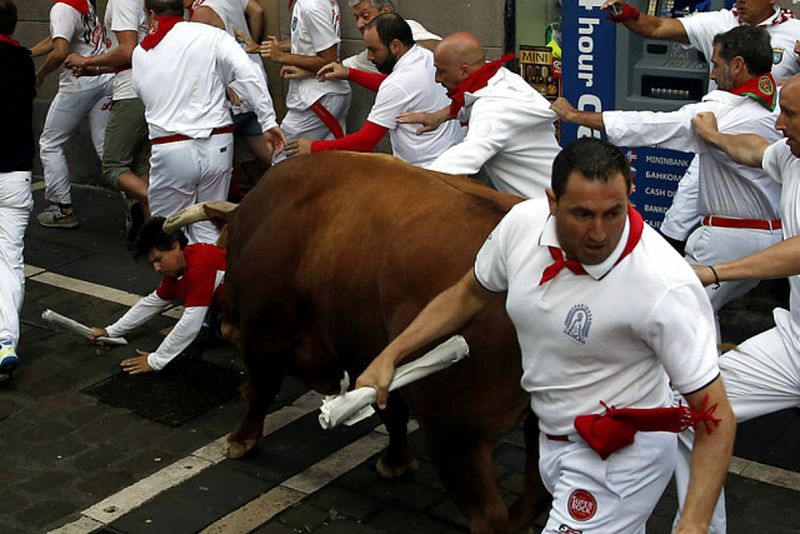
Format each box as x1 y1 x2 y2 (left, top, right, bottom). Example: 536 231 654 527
0 339 18 383
38 204 79 229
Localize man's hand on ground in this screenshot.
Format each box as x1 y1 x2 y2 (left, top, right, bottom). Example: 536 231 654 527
121 350 155 375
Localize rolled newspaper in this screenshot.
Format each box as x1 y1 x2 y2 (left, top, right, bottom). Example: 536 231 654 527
318 335 469 429
41 309 128 346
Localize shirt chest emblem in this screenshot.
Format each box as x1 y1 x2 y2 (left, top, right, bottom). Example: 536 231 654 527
773 47 784 64
564 304 592 344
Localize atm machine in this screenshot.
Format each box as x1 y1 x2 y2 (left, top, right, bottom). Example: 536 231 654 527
561 0 732 228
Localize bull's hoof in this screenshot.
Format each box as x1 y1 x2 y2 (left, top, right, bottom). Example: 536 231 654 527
224 436 258 459
375 457 418 478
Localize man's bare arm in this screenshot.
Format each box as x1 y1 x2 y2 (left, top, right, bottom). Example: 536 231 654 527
603 0 690 43
355 270 493 408
29 36 54 57
676 378 735 533
693 235 800 288
551 97 606 132
692 112 769 168
36 37 70 86
261 39 338 72
245 0 265 42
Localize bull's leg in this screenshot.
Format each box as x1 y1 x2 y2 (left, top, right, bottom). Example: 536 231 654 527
507 410 550 533
375 395 418 478
225 356 285 459
425 427 509 534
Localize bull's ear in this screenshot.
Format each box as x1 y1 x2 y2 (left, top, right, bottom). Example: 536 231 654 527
203 204 231 233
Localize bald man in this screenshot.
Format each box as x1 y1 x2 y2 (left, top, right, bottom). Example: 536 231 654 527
399 32 560 199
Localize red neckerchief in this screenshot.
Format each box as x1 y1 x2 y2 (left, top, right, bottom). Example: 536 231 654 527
53 0 89 15
0 35 21 46
538 205 644 285
733 6 795 27
448 52 515 118
141 15 184 51
730 73 777 111
575 395 721 460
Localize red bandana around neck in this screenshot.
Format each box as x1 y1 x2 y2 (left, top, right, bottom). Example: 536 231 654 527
53 0 89 15
733 6 795 27
538 205 644 286
0 34 21 46
141 15 184 51
448 52 515 118
730 73 777 111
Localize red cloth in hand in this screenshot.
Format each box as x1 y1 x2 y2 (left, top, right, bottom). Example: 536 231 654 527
574 396 721 460
311 121 388 153
608 3 641 23
348 68 388 92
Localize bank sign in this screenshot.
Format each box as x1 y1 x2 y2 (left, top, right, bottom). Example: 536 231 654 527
561 0 693 229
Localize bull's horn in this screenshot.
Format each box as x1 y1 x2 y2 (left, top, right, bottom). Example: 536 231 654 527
163 201 238 233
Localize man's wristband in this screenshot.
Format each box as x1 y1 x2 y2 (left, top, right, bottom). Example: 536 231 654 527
86 56 94 67
707 265 721 289
608 3 641 22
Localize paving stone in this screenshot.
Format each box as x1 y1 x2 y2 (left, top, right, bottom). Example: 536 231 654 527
307 485 384 521
278 502 330 531
72 445 126 473
0 492 32 516
14 500 79 530
18 469 75 494
315 517 384 534
75 470 135 500
366 507 462 534
20 420 77 443
252 523 297 534
494 442 526 471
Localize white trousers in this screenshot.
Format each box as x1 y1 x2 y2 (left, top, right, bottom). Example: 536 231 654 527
273 92 352 164
148 133 233 245
39 81 113 205
661 156 702 241
539 431 675 533
0 171 33 346
684 224 783 338
674 321 800 532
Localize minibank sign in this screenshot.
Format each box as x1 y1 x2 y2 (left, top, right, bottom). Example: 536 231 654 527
561 0 616 143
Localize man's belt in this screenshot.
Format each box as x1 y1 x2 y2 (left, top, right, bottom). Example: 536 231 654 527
702 215 782 231
152 125 234 145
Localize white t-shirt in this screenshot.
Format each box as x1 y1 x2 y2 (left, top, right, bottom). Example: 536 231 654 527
343 19 440 73
762 139 800 355
473 199 720 435
679 7 800 90
104 0 149 100
367 45 462 167
603 89 782 220
286 0 350 111
428 67 559 199
132 22 278 138
50 1 113 92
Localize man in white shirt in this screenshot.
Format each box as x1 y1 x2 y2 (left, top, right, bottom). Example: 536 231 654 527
355 137 734 533
400 32 560 199
605 0 800 253
343 0 440 73
132 0 284 245
35 0 113 229
64 0 151 240
287 13 462 168
552 25 783 331
259 0 351 153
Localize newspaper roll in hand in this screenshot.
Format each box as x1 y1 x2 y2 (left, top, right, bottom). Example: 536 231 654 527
318 335 470 429
41 309 128 346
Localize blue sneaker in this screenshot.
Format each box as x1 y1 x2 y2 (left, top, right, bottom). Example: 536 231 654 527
0 339 18 383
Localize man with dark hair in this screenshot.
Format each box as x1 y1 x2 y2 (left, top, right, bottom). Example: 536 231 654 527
0 0 35 383
552 25 783 337
356 137 734 533
604 0 800 255
286 13 462 168
132 0 284 245
90 217 226 374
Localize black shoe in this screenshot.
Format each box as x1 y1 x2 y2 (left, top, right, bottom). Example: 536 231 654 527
127 201 145 242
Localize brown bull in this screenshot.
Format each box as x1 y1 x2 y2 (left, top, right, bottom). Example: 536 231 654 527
168 152 549 533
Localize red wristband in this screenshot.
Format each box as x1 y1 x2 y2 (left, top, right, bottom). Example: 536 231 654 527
608 3 641 22
86 56 94 67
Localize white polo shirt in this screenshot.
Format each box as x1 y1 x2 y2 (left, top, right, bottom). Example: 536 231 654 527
367 45 463 167
50 1 113 93
132 22 278 139
343 19 440 73
104 0 149 100
762 140 800 355
603 90 782 220
474 199 719 435
286 0 350 111
679 7 800 90
428 67 559 199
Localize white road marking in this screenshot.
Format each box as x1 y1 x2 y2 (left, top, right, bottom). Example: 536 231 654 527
33 266 800 533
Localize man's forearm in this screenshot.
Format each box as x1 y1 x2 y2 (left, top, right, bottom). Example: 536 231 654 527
623 14 690 43
37 49 68 80
713 236 800 282
564 110 605 132
704 131 768 168
279 52 330 72
30 36 54 57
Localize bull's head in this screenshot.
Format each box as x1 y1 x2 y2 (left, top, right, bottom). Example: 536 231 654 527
163 200 238 248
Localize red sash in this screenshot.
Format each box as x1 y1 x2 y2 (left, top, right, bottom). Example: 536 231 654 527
141 16 184 51
53 0 89 15
0 35 21 46
447 52 515 119
729 73 777 111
